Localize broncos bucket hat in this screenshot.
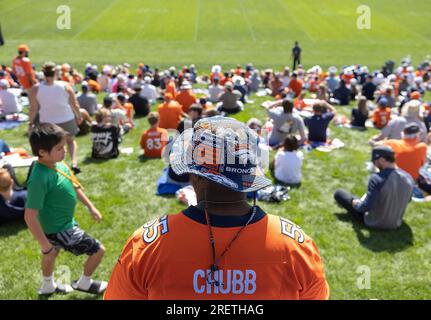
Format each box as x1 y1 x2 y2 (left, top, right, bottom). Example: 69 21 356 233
169 116 271 193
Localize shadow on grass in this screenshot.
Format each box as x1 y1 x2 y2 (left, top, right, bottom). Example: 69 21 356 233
335 212 414 253
0 220 27 238
82 156 112 165
138 154 156 163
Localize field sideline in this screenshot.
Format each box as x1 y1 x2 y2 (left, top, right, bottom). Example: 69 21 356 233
0 0 430 300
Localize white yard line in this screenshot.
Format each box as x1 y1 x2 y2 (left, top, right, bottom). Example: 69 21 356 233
237 0 257 42
71 0 118 40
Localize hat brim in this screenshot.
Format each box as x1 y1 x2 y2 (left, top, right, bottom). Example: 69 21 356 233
169 127 272 193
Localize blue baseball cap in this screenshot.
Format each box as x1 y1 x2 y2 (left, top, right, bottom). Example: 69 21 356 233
169 116 271 192
378 97 389 106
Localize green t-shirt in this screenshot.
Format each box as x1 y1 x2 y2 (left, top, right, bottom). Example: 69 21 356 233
26 162 77 234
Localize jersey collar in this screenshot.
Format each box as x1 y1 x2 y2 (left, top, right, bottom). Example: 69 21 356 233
182 205 266 227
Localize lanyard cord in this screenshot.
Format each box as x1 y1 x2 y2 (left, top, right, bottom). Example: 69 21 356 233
204 190 257 287
38 161 84 190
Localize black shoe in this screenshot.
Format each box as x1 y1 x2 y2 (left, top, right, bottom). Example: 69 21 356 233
71 166 82 175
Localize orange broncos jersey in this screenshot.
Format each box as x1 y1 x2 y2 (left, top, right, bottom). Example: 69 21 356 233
12 57 36 90
372 107 391 129
140 127 168 158
104 207 330 300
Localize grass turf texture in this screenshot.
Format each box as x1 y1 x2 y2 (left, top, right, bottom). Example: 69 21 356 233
0 0 430 300
0 0 431 70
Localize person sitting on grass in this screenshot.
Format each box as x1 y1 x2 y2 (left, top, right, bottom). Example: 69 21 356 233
91 109 121 159
273 135 303 188
372 98 391 130
264 98 306 147
0 167 26 224
334 146 414 230
101 95 131 135
350 96 369 130
304 101 336 146
24 123 107 296
216 81 243 115
140 112 169 159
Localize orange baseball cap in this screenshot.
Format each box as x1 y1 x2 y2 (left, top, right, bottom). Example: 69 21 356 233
410 91 421 100
18 44 30 52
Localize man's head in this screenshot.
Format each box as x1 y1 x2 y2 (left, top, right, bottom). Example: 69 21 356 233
29 123 67 161
117 94 126 104
0 79 9 90
164 92 173 102
0 168 13 194
81 81 89 93
401 99 421 118
189 104 203 120
17 44 29 57
312 101 327 115
371 145 395 169
224 81 233 91
402 123 420 141
282 98 294 114
378 97 389 109
147 112 160 127
103 96 113 109
42 62 56 78
169 116 271 195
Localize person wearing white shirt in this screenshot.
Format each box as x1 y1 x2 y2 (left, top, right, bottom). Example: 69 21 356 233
208 78 224 103
274 135 304 187
141 76 158 104
0 80 22 115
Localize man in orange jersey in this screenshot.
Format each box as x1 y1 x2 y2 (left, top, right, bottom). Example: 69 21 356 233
157 92 188 130
288 72 303 98
140 112 169 158
175 81 197 113
372 98 391 129
379 123 427 181
105 116 329 300
12 44 37 91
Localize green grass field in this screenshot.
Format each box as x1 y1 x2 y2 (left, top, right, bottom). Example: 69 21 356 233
0 0 430 300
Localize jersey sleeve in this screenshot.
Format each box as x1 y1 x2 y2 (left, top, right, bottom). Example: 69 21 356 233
290 236 330 300
104 228 149 300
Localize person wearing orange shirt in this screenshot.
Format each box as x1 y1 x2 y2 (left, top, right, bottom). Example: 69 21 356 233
165 76 176 98
380 123 427 181
12 44 37 91
115 94 134 128
157 92 187 130
175 81 197 113
288 72 303 98
140 112 169 158
372 98 391 129
104 117 329 300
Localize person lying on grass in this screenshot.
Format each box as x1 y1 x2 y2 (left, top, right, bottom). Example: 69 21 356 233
24 123 107 296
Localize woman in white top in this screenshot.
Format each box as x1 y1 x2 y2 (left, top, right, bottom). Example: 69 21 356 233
273 134 304 188
29 62 82 173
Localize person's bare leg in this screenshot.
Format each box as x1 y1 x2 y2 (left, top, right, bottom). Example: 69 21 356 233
83 245 105 277
66 136 78 168
41 249 60 277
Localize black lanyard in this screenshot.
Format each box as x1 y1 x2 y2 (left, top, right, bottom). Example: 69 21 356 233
204 204 257 287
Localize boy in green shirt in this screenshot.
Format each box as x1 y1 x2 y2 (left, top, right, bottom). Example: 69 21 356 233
25 123 107 296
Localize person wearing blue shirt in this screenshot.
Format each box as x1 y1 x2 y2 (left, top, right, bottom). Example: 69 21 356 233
304 101 336 144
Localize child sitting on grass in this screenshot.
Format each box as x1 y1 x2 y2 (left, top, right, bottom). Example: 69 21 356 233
140 112 168 159
25 123 107 296
0 167 26 224
273 135 304 188
91 108 121 159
